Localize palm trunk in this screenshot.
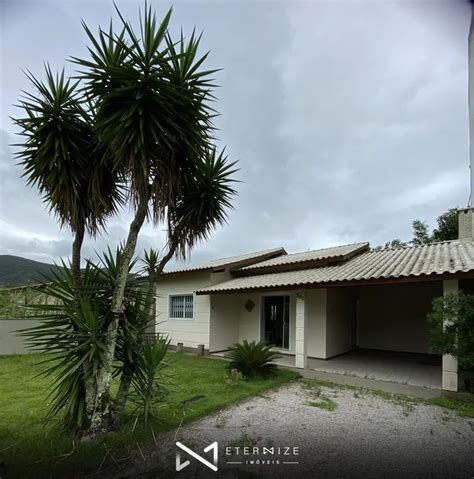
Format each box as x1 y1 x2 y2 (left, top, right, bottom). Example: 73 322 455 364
85 200 148 437
72 224 85 303
111 229 181 425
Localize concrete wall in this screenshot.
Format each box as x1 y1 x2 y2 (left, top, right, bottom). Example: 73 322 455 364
237 292 261 345
209 294 240 351
326 287 354 358
208 291 297 353
155 271 212 350
305 288 327 358
0 319 41 355
357 282 442 354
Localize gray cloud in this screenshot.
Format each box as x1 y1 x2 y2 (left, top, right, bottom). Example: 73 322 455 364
0 0 471 268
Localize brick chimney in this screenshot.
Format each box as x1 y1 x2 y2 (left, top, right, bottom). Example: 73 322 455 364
458 207 474 240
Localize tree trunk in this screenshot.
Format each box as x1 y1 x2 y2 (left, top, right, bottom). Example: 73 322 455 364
85 200 148 437
71 224 85 303
111 228 182 425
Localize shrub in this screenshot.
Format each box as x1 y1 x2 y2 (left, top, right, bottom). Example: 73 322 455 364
226 340 280 378
427 292 474 369
129 334 172 424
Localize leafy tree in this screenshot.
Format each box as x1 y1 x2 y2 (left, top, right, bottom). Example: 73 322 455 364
385 239 407 248
411 219 431 245
15 5 237 437
376 206 459 250
432 208 458 242
427 292 474 370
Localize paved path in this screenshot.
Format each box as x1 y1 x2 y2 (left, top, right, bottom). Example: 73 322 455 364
99 380 474 479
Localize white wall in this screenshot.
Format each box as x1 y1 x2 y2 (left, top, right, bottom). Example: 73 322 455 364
155 271 212 349
326 287 354 358
208 291 297 353
357 282 442 354
209 294 240 351
305 288 327 358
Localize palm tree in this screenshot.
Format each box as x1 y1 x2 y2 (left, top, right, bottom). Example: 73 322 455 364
70 6 237 435
13 67 123 297
15 4 237 437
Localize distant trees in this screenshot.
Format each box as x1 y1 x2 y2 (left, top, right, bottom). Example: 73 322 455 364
411 219 431 246
375 207 459 250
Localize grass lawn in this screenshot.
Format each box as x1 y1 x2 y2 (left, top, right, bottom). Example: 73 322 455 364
0 353 298 478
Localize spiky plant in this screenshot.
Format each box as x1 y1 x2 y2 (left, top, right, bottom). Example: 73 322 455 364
226 340 280 379
20 249 146 432
129 334 172 424
15 3 237 437
13 67 123 297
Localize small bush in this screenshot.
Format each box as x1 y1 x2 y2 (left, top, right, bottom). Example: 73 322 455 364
427 292 474 369
225 340 280 378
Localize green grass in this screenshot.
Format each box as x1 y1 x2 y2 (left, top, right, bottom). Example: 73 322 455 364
302 379 474 418
306 398 338 411
0 353 298 478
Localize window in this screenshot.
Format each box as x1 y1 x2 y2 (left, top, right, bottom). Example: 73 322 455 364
169 294 194 319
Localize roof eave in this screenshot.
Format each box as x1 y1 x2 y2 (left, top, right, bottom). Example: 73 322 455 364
195 270 474 295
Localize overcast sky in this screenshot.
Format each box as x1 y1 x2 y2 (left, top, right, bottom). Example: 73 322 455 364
0 0 471 268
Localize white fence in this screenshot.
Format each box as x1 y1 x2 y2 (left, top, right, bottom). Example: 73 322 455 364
0 319 41 355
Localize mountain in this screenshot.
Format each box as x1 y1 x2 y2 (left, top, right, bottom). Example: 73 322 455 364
0 255 62 288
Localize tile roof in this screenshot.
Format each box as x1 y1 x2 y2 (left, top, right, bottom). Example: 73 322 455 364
237 242 369 272
162 247 286 275
196 240 474 294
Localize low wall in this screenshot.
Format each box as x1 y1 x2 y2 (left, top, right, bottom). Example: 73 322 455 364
0 319 41 355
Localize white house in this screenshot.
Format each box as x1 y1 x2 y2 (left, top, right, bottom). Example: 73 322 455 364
154 209 474 392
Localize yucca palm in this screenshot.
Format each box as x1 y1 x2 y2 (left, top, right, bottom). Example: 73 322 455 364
70 5 237 435
13 67 123 296
21 249 156 432
15 3 237 437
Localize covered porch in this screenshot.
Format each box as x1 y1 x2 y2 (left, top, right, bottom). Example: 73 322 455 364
205 279 467 392
267 350 442 389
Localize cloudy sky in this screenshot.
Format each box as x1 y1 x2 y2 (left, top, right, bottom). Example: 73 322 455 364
0 0 471 268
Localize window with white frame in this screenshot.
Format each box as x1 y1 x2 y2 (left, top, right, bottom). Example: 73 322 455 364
169 294 194 319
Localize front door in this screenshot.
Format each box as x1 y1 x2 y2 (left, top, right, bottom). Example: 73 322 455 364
262 296 290 349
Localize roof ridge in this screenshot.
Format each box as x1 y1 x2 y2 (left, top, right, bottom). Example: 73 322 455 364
207 246 286 264
284 241 369 256
163 246 286 274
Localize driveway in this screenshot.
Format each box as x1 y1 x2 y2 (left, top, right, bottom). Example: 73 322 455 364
102 380 474 479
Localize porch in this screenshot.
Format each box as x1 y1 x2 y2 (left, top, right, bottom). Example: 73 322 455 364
207 279 467 392
211 349 442 389
278 350 442 389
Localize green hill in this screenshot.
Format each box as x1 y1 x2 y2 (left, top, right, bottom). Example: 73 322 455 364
0 255 62 288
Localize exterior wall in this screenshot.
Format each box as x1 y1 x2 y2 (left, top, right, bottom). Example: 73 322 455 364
209 294 240 351
326 287 354 358
155 271 213 350
237 292 261 344
357 282 442 354
0 319 41 355
208 291 297 353
305 288 327 358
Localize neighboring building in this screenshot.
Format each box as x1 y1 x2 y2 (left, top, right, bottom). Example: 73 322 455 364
154 212 474 392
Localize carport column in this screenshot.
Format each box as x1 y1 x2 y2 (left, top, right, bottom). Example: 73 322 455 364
295 291 307 369
442 279 459 392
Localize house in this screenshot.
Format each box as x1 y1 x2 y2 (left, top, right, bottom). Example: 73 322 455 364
154 209 474 392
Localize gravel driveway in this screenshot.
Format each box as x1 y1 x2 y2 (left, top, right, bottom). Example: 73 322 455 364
106 380 474 479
